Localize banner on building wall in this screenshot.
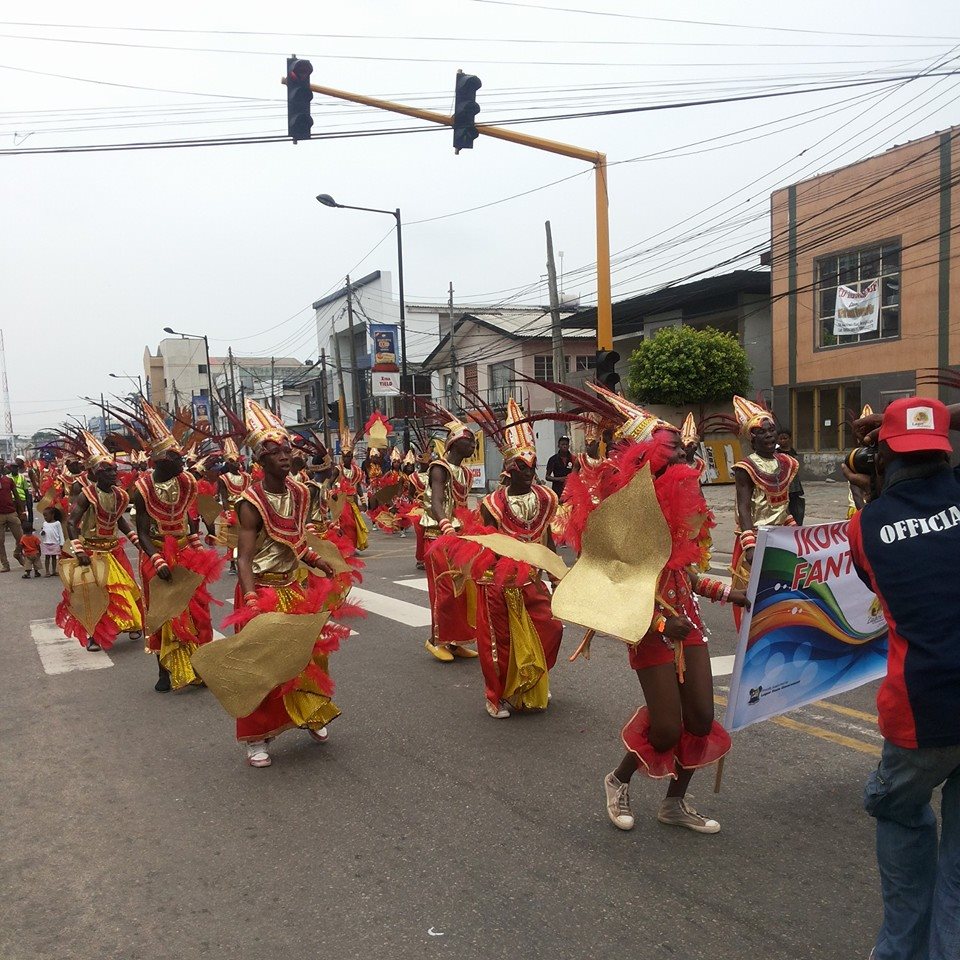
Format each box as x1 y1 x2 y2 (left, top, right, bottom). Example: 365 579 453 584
191 395 211 423
371 371 401 397
833 281 880 336
725 522 888 733
369 323 399 372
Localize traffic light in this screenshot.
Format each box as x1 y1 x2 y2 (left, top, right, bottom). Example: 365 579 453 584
596 349 621 391
286 57 314 142
452 71 482 153
326 401 339 423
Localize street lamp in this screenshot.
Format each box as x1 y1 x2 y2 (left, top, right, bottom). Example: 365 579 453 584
163 326 218 432
108 372 143 398
316 192 409 450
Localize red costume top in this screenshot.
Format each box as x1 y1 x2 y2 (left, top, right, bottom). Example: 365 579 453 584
481 484 557 544
134 471 197 540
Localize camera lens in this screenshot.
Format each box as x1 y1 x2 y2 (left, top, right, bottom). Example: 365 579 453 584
846 446 876 474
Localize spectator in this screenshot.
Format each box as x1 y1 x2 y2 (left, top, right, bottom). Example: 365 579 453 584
40 506 65 577
545 436 573 497
18 521 42 579
9 457 34 527
0 464 26 572
777 429 805 524
846 396 960 960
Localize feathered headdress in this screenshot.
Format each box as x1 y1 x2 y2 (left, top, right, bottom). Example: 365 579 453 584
585 382 677 444
244 398 289 455
223 436 241 461
403 449 416 466
411 397 473 450
390 446 402 466
81 430 114 471
680 413 699 446
733 395 775 435
363 410 391 450
501 398 537 467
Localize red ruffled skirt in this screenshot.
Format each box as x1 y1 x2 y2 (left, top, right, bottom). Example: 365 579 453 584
622 706 731 780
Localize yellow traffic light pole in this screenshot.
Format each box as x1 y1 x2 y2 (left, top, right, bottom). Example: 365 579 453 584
289 78 613 351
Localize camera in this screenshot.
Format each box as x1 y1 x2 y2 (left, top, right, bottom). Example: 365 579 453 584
845 445 877 475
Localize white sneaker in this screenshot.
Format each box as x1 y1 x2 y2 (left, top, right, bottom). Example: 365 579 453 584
307 726 329 743
245 741 271 767
604 772 635 831
485 699 510 719
657 797 720 834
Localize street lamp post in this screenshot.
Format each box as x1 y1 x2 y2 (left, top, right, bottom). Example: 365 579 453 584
108 372 143 399
162 327 218 432
316 193 409 450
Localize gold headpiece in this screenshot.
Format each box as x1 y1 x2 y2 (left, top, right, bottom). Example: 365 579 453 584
223 437 240 461
861 404 874 417
244 398 289 455
340 426 354 454
501 397 536 467
586 382 677 443
403 449 416 466
435 404 473 450
81 431 114 471
390 447 402 465
584 415 603 444
733 395 775 435
140 400 182 457
680 413 699 446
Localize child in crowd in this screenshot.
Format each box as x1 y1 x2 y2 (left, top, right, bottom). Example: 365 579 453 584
18 522 42 579
40 506 64 576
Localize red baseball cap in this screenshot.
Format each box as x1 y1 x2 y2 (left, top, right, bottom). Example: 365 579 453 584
879 397 952 454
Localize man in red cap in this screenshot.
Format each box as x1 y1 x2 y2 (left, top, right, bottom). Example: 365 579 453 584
846 396 960 960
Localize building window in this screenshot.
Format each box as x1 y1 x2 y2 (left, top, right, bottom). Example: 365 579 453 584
574 355 597 372
533 355 554 380
488 361 514 406
816 241 900 348
464 363 478 393
198 364 208 374
791 382 861 452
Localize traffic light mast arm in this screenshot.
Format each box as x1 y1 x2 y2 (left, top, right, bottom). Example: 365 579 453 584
284 78 614 350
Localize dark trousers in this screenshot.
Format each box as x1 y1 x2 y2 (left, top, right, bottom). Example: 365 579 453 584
788 491 805 525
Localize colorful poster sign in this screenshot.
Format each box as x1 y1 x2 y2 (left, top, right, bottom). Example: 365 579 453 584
191 395 211 423
371 371 401 397
725 522 888 732
834 280 880 336
369 323 399 372
463 431 486 490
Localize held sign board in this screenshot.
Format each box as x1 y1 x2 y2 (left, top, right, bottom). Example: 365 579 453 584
725 522 888 733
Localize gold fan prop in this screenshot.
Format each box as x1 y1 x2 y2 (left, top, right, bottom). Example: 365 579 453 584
196 493 222 529
326 491 347 522
304 533 354 576
144 566 204 636
460 533 569 583
58 556 110 635
551 465 672 646
192 611 330 718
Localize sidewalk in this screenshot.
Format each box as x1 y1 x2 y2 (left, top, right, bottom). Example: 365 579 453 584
704 480 851 561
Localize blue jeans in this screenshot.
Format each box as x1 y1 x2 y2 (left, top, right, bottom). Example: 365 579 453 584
864 740 960 959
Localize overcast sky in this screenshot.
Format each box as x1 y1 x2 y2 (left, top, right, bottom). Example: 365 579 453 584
2 0 958 434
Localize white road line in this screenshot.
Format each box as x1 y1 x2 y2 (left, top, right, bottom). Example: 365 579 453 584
30 619 113 675
710 654 736 677
393 578 429 593
350 586 432 627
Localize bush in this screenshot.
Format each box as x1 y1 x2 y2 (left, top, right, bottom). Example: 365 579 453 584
626 325 751 406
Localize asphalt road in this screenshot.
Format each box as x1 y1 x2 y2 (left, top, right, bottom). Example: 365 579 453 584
2 527 884 960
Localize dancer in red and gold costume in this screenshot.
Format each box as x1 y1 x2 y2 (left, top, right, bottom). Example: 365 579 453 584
536 381 748 834
128 401 225 692
334 429 368 553
225 400 361 768
463 397 563 718
729 395 799 626
416 402 479 663
56 432 143 652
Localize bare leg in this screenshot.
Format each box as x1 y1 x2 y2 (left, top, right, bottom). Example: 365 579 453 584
667 645 717 800
616 662 683 784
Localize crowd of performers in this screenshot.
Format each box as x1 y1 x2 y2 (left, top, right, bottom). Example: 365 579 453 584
20 385 801 835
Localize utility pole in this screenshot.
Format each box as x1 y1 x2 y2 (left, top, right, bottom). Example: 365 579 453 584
270 355 276 416
448 281 457 407
345 275 362 430
228 347 237 414
99 392 107 438
319 348 331 449
332 313 348 439
545 220 566 413
172 380 181 413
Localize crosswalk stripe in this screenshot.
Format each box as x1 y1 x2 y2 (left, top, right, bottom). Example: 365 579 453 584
30 619 113 675
350 586 432 627
709 654 736 677
393 578 429 593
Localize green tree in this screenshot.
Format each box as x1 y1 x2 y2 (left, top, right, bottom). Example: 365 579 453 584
626 325 751 407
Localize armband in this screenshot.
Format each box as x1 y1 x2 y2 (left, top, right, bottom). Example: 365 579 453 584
243 590 260 609
151 554 170 574
738 530 757 552
186 533 202 550
125 531 141 549
438 518 455 536
71 539 88 559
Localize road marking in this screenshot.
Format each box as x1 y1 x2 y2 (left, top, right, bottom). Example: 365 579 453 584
714 693 881 757
811 699 877 723
709 655 736 677
30 619 113 675
393 578 429 593
350 586 432 627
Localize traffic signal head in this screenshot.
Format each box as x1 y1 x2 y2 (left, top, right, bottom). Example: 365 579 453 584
596 349 621 391
286 57 314 142
326 401 340 423
452 71 482 153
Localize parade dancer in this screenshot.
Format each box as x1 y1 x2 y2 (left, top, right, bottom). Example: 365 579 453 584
226 400 360 768
729 395 799 627
415 401 479 663
446 397 563 718
56 432 142 652
127 401 224 692
334 430 368 553
534 380 747 834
